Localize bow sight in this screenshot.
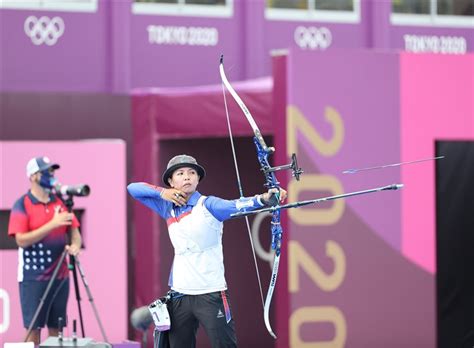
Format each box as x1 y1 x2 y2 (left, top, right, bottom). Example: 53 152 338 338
253 138 303 192
261 152 303 182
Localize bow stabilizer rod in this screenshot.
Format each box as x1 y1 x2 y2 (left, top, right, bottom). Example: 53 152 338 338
231 184 404 218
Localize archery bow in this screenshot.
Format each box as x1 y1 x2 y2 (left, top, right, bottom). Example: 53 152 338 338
219 55 404 339
220 55 302 339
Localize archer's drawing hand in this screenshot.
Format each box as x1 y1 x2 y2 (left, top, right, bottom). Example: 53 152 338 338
162 189 187 207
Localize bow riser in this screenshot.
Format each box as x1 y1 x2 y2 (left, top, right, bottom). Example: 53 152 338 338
254 138 280 188
271 212 282 256
254 139 283 254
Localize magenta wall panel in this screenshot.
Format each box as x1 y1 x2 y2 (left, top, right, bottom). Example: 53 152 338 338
271 49 469 347
0 8 109 92
1 1 472 92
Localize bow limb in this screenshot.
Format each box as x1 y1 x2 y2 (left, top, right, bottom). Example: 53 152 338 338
220 55 280 339
219 56 266 322
219 56 271 153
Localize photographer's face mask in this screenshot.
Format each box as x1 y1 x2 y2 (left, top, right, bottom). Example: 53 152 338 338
39 169 57 189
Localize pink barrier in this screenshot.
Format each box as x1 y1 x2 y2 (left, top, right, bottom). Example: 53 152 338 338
0 141 127 345
401 53 474 273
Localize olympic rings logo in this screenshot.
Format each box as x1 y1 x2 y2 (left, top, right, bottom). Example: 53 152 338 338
24 16 65 46
294 26 332 50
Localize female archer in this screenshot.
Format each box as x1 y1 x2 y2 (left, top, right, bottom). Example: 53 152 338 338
127 154 286 348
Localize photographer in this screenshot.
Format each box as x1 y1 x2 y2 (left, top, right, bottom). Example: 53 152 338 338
8 156 82 345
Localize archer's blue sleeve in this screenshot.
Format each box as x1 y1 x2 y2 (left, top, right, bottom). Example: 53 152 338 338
127 182 171 219
204 195 265 222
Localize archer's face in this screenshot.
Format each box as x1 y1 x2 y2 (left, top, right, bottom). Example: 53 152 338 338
168 167 199 195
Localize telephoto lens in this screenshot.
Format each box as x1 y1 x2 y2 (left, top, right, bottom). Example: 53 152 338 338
55 184 91 197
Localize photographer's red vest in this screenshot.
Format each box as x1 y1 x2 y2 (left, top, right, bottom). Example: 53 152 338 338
8 191 80 281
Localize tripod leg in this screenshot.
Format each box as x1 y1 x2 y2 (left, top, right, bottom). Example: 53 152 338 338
74 255 110 343
25 249 68 342
70 255 86 337
61 195 86 337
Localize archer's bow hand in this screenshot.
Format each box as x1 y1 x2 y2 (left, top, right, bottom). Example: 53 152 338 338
261 188 287 207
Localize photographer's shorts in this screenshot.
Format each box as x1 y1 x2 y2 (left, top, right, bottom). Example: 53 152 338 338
19 278 70 329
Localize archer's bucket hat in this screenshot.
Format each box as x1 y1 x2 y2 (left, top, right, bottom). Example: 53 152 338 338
162 154 206 187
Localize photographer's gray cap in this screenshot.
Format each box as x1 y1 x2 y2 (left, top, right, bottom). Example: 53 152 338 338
26 156 60 178
162 154 206 187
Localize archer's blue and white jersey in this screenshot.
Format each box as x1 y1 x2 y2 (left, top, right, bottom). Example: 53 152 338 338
127 182 265 294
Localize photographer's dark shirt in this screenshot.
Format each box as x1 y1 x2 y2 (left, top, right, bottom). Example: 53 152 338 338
8 191 80 282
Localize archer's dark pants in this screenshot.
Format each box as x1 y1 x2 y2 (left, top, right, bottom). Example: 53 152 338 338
163 290 237 348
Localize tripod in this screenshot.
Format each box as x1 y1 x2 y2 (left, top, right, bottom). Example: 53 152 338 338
25 194 109 343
